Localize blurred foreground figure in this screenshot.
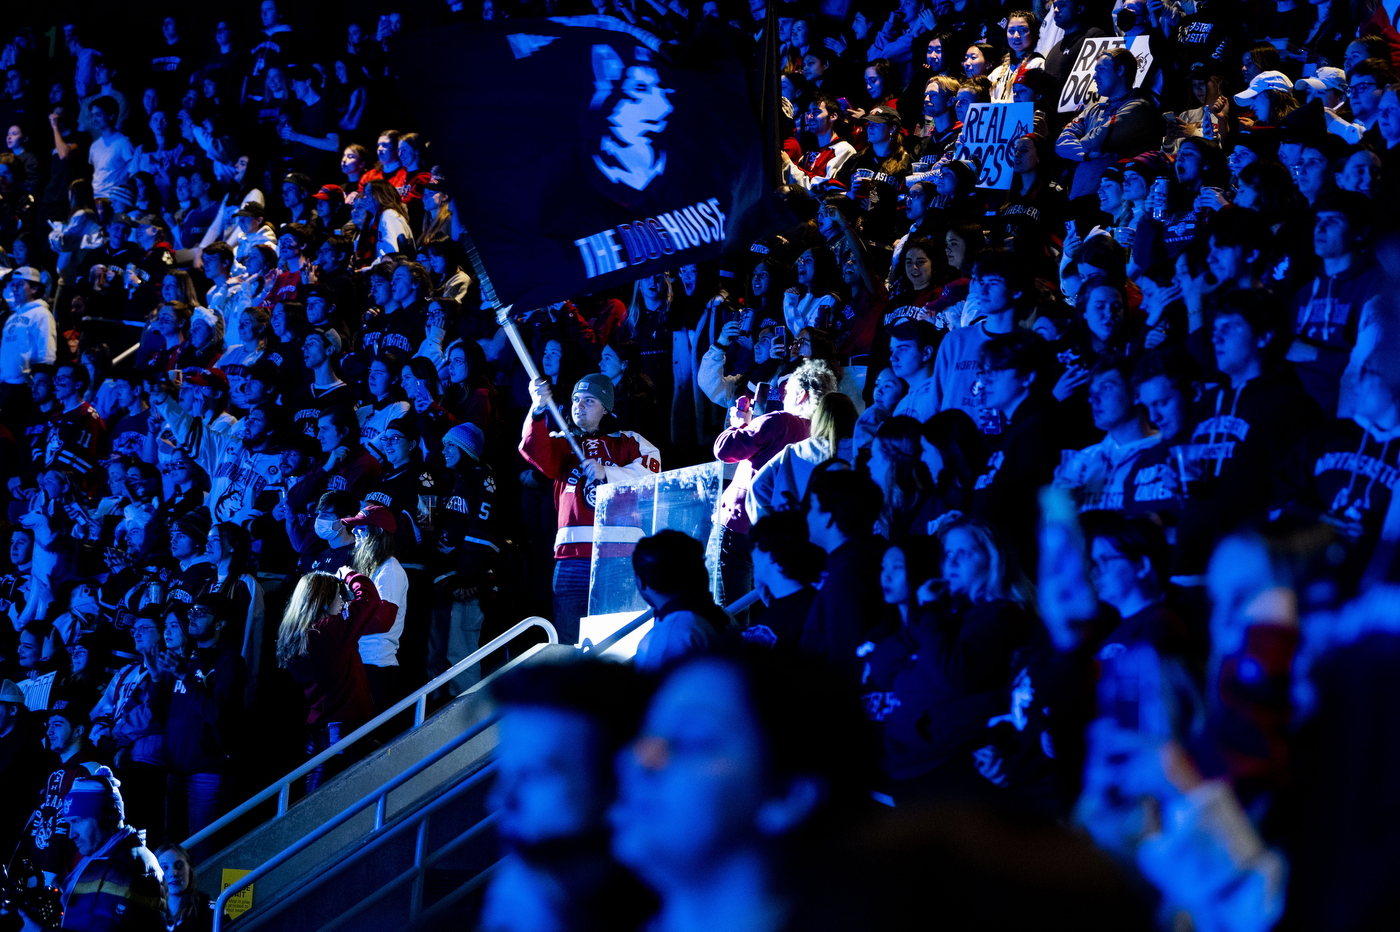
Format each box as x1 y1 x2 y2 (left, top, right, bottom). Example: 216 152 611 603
479 659 654 932
609 649 868 932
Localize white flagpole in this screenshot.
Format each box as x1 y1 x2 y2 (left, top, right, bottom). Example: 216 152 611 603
456 223 589 464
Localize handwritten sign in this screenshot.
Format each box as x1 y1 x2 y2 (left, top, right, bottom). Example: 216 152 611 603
221 869 255 920
952 102 1034 190
1057 35 1153 113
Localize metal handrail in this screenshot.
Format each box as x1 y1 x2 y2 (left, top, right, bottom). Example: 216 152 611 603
725 589 763 615
185 616 558 851
581 588 762 658
583 608 653 656
318 797 499 932
81 317 148 327
211 722 500 931
397 861 499 932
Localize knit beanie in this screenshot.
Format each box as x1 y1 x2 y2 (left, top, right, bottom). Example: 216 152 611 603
191 305 219 333
172 511 212 545
121 503 158 535
946 159 978 195
64 766 124 823
444 422 486 462
573 373 615 413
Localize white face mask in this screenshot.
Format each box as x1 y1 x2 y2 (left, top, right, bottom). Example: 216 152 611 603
314 516 341 541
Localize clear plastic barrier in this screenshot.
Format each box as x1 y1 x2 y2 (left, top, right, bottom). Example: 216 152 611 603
586 460 723 618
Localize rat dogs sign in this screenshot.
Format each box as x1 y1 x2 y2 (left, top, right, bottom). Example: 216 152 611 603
1057 35 1153 113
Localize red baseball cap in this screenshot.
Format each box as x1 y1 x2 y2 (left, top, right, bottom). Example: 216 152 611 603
183 367 229 396
342 504 396 534
312 184 345 203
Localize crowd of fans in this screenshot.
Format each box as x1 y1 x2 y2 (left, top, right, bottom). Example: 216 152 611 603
0 0 1399 928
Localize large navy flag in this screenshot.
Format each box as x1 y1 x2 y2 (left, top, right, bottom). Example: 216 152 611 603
395 17 792 310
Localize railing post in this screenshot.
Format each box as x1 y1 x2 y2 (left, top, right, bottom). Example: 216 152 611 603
184 617 556 853
410 817 429 921
375 794 387 831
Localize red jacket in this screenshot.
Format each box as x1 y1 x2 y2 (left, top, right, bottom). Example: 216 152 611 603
518 415 661 560
713 411 810 535
286 572 396 728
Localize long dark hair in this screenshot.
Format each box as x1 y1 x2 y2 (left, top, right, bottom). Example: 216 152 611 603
212 522 254 595
67 178 97 218
154 844 204 929
795 245 843 301
748 257 791 322
406 356 442 402
872 416 932 536
946 221 988 277
864 58 905 105
451 337 493 392
920 409 987 512
797 327 844 383
610 339 655 400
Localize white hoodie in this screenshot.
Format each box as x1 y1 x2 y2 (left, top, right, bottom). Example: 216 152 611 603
0 298 56 385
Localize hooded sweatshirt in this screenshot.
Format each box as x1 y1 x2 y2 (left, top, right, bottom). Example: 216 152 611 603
0 298 56 384
158 643 247 774
1187 370 1325 533
1287 256 1385 414
1277 415 1400 552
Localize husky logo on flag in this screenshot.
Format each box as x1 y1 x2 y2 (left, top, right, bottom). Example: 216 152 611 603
397 15 793 309
591 45 673 191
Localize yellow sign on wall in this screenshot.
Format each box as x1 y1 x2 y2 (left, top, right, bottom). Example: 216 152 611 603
220 869 255 920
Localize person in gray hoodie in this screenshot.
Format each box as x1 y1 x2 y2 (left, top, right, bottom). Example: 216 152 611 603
747 390 860 525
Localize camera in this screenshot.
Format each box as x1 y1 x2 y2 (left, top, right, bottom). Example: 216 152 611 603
0 858 64 930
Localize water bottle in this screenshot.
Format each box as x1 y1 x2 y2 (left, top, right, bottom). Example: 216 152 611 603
1150 177 1169 221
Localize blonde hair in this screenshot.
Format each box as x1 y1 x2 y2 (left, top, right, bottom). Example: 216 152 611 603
277 572 343 667
351 524 396 577
809 391 857 455
925 75 961 99
626 273 672 336
936 515 1035 606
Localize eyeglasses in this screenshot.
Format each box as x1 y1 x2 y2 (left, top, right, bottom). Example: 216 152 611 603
189 607 214 620
1089 552 1133 574
1347 81 1378 97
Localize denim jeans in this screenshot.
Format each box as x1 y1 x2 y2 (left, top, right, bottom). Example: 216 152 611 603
167 771 235 858
305 721 346 795
429 595 486 696
552 558 591 646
